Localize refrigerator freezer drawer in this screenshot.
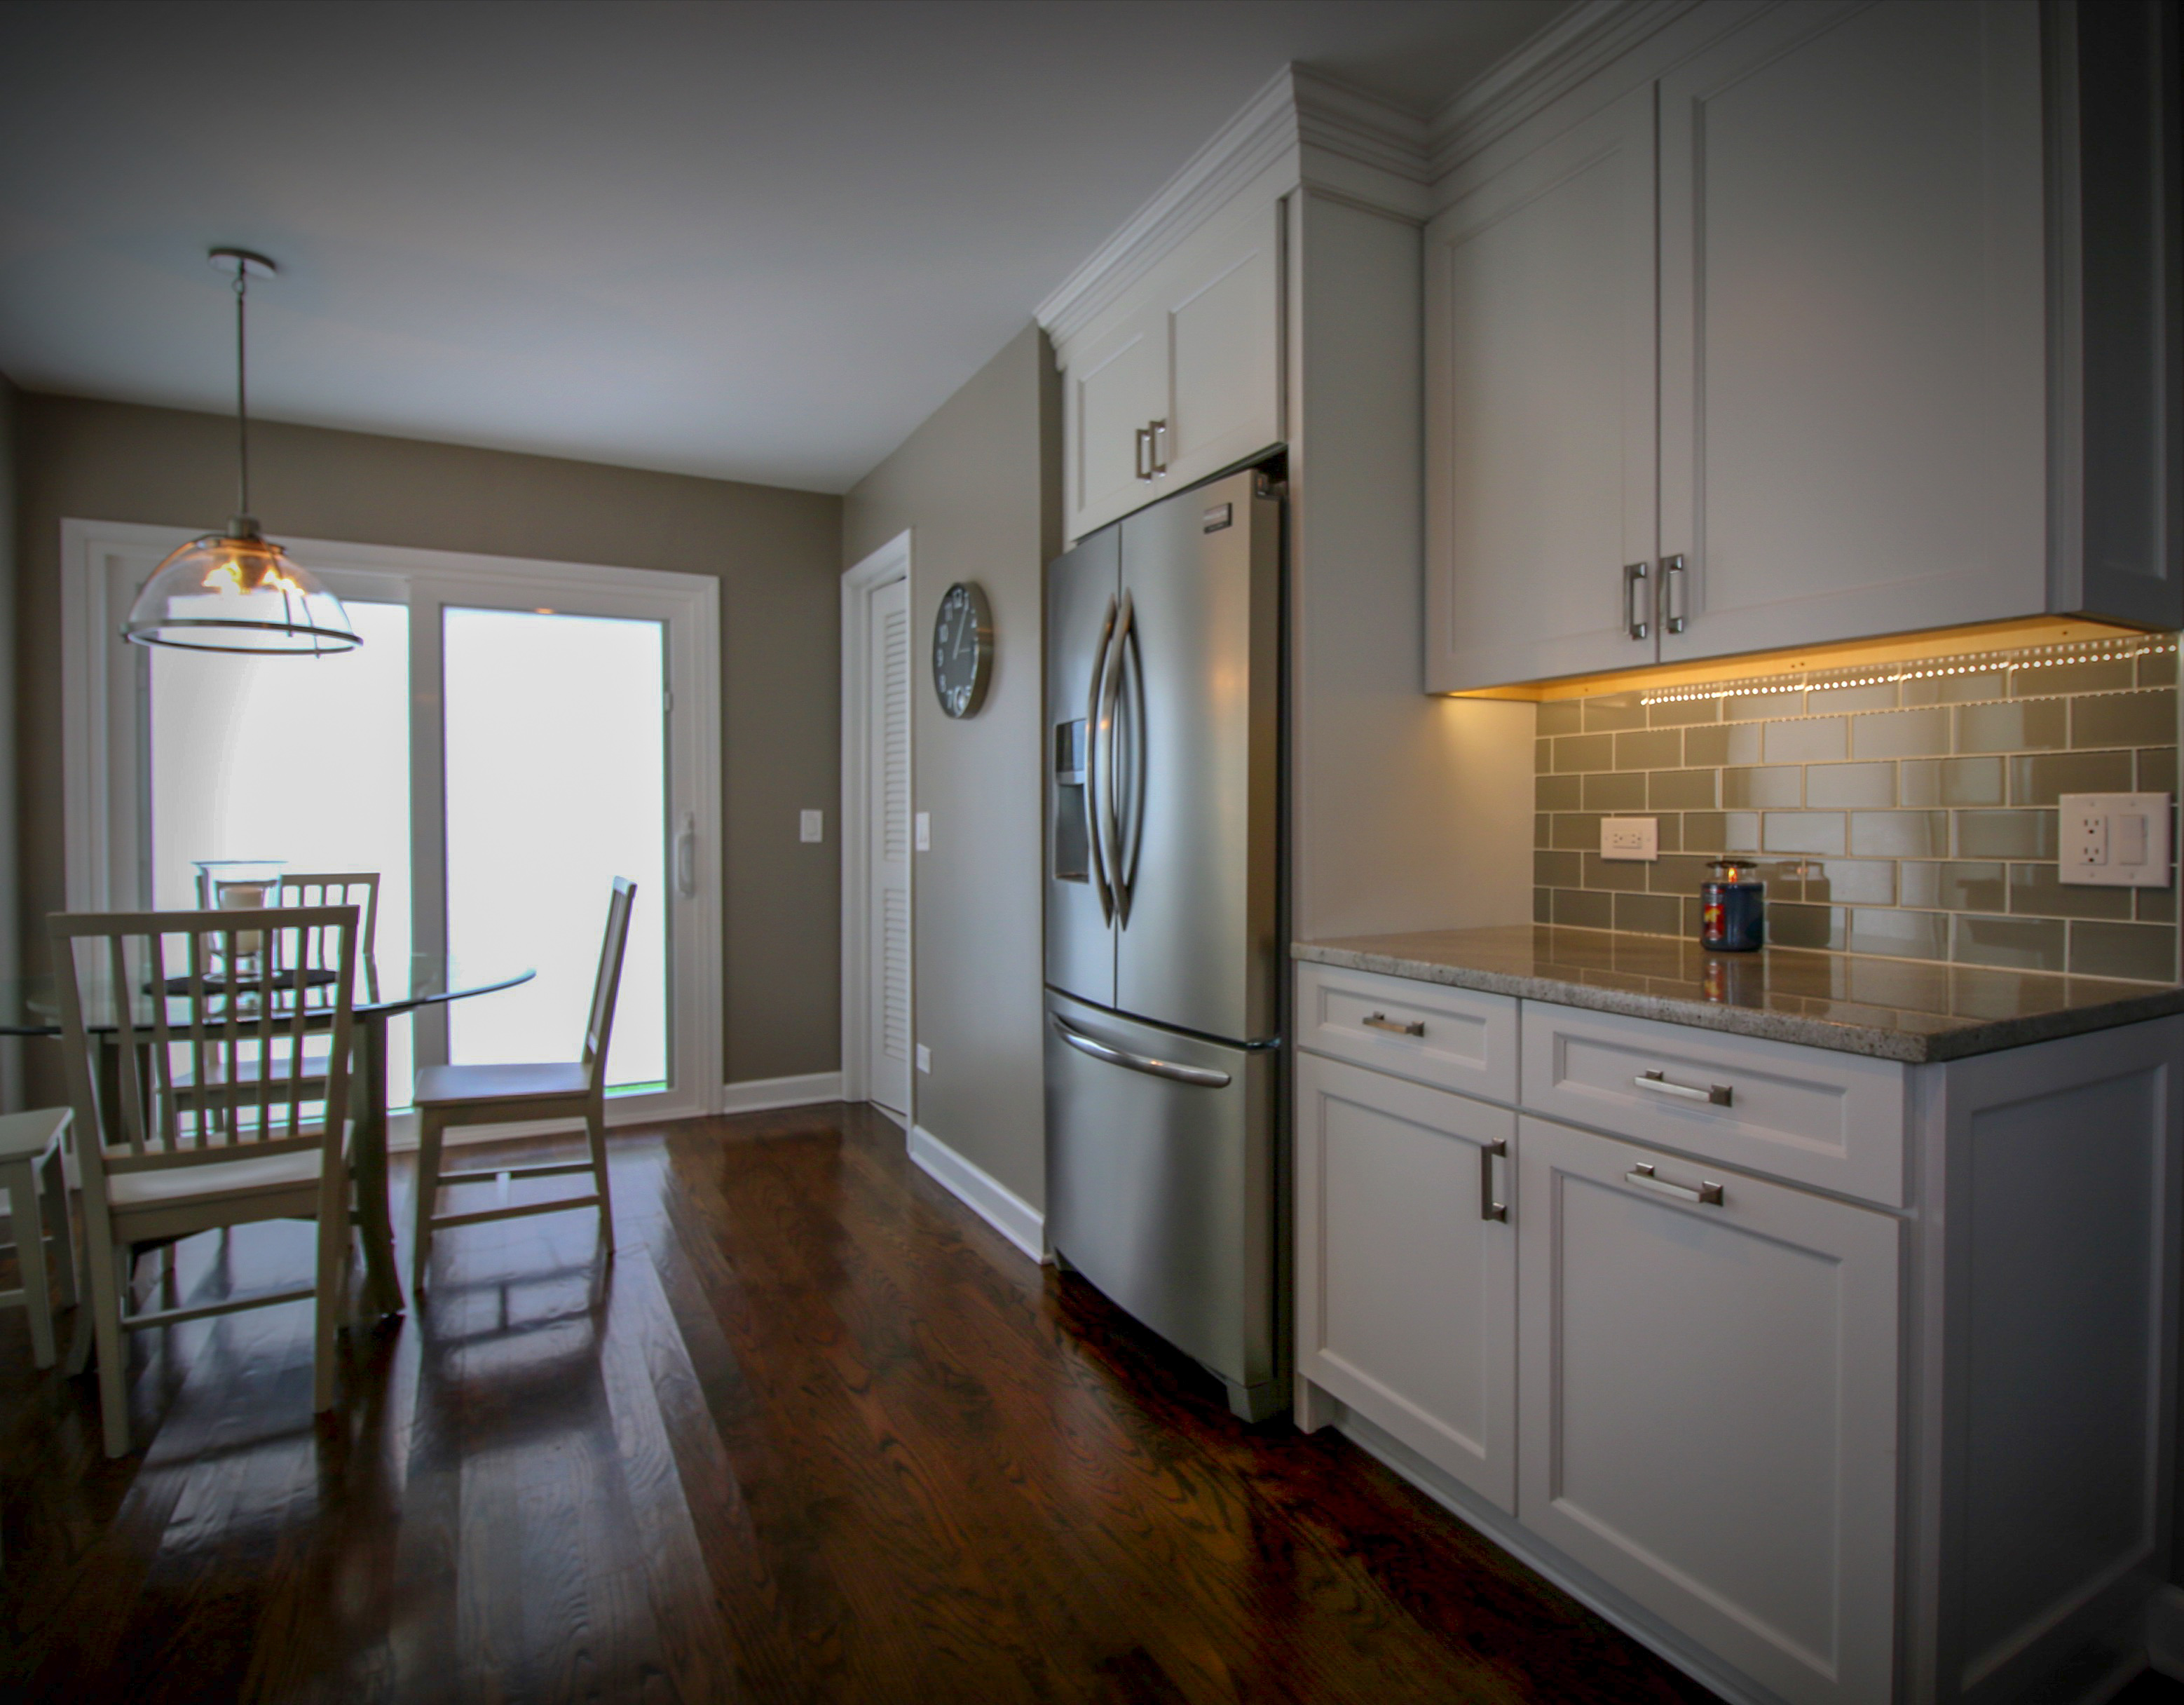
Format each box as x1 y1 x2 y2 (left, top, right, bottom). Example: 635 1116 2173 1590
1044 990 1277 1399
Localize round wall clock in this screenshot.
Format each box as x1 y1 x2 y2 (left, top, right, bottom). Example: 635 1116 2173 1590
932 581 994 719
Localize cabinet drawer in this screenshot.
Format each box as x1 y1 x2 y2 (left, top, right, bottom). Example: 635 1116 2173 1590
1518 1003 1906 1207
1296 963 1517 1103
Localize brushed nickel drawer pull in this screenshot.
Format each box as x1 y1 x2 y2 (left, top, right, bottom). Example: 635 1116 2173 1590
1634 1069 1732 1107
1480 1138 1508 1223
1625 1162 1724 1207
1361 1012 1425 1037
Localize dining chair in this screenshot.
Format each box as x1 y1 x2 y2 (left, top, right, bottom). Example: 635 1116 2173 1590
409 878 636 1293
50 903 361 1456
0 1108 76 1368
276 872 380 958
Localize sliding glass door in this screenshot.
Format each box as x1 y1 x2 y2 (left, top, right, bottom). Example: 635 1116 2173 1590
67 521 723 1123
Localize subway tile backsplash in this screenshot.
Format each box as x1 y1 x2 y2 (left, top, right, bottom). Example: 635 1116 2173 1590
1532 639 2182 982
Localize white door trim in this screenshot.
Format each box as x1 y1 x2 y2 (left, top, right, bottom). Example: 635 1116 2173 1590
840 531 911 1110
59 516 725 1122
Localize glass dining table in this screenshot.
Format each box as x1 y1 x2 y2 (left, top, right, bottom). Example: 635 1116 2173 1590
0 953 533 1319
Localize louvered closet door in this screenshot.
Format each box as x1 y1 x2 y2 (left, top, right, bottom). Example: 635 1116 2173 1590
867 576 913 1118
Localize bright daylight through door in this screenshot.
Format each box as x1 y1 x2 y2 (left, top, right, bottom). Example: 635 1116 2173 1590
150 599 416 1091
442 608 668 1091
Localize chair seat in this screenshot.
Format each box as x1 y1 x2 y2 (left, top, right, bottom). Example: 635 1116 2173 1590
413 1061 590 1108
107 1146 325 1208
0 1107 70 1162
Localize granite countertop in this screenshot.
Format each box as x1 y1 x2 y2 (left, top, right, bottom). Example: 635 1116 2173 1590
1292 925 2184 1064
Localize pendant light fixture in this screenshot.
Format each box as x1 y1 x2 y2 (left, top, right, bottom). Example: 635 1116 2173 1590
121 248 360 655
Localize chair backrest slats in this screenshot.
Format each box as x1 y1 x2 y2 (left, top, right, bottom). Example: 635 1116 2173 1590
276 873 380 967
582 878 639 1093
50 906 359 1185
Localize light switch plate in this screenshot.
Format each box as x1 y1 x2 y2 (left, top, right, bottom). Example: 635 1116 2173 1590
914 811 931 852
915 1043 931 1073
2059 792 2172 888
1600 816 1658 862
800 809 824 843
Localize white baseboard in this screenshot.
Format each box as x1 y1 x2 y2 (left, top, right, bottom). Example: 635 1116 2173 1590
719 1071 845 1113
907 1124 1044 1265
2148 1584 2184 1678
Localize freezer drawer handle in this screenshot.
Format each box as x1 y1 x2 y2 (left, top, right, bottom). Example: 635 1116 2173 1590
1050 1016 1232 1089
1625 1162 1725 1207
1634 1069 1733 1107
1360 1012 1425 1038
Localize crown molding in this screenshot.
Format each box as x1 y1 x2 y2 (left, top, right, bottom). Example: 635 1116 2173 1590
1428 0 1700 180
1037 66 1303 348
1038 63 1442 346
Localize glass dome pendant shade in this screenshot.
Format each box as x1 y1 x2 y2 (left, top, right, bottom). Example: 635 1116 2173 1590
121 250 360 655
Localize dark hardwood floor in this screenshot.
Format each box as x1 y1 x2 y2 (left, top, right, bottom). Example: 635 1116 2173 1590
0 1099 2147 1703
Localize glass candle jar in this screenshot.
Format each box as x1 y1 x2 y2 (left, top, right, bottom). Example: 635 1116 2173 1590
1699 857 1766 952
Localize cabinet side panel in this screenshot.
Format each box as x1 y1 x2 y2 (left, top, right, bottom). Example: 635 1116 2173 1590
1292 193 1531 941
1946 1031 2178 1694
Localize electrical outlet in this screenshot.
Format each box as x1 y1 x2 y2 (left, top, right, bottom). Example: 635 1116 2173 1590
2059 793 2172 888
914 811 931 852
800 809 824 843
915 1043 931 1073
1599 816 1658 862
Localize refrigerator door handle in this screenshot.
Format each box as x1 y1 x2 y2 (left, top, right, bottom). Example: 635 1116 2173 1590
1084 595 1118 924
1097 590 1135 924
1114 610 1146 916
1049 1014 1232 1088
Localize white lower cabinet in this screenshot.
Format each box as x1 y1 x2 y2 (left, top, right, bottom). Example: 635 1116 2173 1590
1295 1053 1516 1512
1296 972 2183 1705
1515 1114 1899 1705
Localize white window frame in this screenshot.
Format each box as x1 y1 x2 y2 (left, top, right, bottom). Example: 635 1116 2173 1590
60 517 724 1125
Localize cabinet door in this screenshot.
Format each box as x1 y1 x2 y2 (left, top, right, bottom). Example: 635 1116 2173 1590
1065 303 1167 544
1516 1115 1898 1705
1156 201 1283 496
1424 83 1659 692
1296 1054 1517 1512
1656 0 2046 662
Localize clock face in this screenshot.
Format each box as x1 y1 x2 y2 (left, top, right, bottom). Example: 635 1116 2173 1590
932 581 993 719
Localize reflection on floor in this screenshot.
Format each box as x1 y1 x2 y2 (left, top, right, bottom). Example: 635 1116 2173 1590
0 1101 2076 1701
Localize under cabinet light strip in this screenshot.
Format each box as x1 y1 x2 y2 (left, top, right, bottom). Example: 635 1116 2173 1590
1637 633 2178 707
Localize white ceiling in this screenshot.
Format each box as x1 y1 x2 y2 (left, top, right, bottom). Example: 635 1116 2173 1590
0 0 1570 494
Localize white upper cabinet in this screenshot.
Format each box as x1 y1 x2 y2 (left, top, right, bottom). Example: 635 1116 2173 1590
1424 85 1659 693
1062 193 1284 542
1656 0 2047 663
1424 0 2059 691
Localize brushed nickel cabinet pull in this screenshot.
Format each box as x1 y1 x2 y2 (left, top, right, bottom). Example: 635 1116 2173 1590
1661 554 1688 634
1625 1162 1724 1207
1625 561 1651 641
1361 1012 1425 1037
1481 1139 1508 1223
1149 419 1168 474
1634 1069 1732 1107
1135 426 1154 481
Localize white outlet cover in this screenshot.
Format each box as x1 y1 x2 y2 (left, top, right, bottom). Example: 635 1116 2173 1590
2059 792 2172 888
915 1043 931 1073
914 811 931 852
1599 816 1658 862
800 808 824 843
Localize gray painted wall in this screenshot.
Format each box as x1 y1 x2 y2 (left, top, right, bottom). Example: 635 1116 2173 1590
12 392 842 1098
843 324 1060 1211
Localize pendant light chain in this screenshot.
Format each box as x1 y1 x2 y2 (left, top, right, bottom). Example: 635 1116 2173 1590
233 262 251 521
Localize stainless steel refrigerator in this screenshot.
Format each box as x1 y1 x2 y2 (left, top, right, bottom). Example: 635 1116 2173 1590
1044 463 1284 1422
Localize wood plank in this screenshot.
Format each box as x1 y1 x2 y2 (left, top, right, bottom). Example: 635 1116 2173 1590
0 1103 1756 1704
